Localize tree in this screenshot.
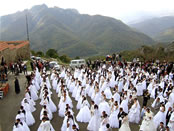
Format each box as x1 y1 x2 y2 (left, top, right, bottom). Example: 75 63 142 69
46 49 58 58
36 51 44 57
59 55 71 63
75 56 80 59
31 50 36 56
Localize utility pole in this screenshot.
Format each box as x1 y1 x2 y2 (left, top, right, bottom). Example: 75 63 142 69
25 12 29 41
0 16 2 40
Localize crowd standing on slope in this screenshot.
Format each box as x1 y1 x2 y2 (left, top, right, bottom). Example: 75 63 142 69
12 59 174 131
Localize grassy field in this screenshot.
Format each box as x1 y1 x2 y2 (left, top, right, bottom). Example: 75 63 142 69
26 60 32 71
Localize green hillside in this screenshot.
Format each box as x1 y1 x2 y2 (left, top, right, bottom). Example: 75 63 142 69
155 27 174 42
120 42 174 61
1 4 155 57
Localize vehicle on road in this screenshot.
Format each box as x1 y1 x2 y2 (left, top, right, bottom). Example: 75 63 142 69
70 59 86 68
49 61 60 70
30 56 36 60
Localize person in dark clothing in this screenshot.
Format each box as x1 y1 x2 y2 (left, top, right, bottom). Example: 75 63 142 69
23 64 27 75
118 107 126 128
166 107 173 125
30 61 34 71
1 56 5 66
14 77 20 94
142 90 150 107
72 124 79 131
26 75 31 85
157 122 165 131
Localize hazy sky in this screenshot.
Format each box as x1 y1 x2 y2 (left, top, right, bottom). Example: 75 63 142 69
0 0 174 23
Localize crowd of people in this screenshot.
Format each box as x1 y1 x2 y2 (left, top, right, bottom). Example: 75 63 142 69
12 59 174 131
9 60 28 75
0 57 29 84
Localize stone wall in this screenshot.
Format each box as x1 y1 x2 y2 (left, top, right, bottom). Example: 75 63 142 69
0 41 30 64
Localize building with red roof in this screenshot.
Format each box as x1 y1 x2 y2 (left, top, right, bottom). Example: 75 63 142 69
0 41 30 64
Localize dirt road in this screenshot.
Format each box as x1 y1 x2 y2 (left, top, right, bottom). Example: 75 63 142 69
0 72 154 131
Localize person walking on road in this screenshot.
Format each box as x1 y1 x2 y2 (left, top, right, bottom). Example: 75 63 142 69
14 76 20 94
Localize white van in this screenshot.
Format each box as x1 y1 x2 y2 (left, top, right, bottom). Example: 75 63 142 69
70 59 86 67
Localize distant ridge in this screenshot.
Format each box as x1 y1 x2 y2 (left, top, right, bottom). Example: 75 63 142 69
130 16 174 43
0 4 155 57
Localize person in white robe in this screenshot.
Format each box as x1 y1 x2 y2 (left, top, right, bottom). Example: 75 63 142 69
168 111 174 130
76 97 91 123
87 104 101 131
109 101 119 128
37 117 55 131
139 108 156 131
119 113 131 131
99 112 109 131
99 95 110 116
13 119 25 131
40 105 53 120
128 98 140 124
153 105 166 128
21 99 35 126
15 111 30 131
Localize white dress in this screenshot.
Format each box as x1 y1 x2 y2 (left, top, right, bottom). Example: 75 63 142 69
104 87 112 99
109 106 119 128
22 102 35 126
52 77 58 90
21 98 36 113
118 80 123 93
75 86 82 101
140 111 156 131
85 84 90 94
40 96 57 113
13 123 25 131
48 96 57 113
76 96 83 110
72 85 78 98
153 107 166 128
94 92 101 105
28 85 38 101
15 114 30 131
37 120 55 131
58 96 73 117
113 92 120 104
87 109 101 131
136 83 143 96
128 101 140 123
61 115 68 131
120 99 128 113
99 117 109 131
88 86 95 98
76 100 91 123
69 81 75 93
99 100 110 116
40 107 53 120
119 116 131 131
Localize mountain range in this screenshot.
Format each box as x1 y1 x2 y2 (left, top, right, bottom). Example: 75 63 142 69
0 4 155 57
130 16 174 42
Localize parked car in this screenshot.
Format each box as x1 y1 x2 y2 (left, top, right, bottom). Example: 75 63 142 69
70 59 86 68
30 56 36 60
54 64 60 71
35 57 41 61
49 61 60 69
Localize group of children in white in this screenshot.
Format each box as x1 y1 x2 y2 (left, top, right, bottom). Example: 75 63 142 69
13 62 174 131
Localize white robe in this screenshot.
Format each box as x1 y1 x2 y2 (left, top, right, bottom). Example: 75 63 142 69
37 121 55 131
